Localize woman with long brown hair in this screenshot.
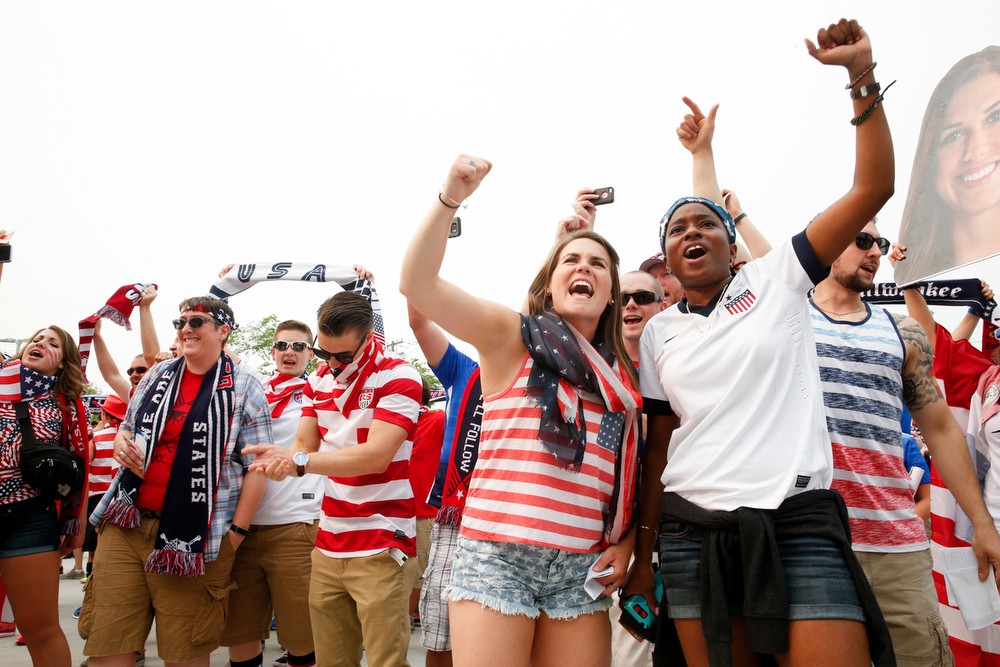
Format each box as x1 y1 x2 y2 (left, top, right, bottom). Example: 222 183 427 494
0 325 89 667
401 158 641 667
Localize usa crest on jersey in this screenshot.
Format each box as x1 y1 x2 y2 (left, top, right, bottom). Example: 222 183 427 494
358 387 375 409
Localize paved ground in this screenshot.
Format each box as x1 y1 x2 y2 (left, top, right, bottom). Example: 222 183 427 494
0 572 429 666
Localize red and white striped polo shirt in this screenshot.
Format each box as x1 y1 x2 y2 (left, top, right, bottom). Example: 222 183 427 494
302 358 422 558
89 425 119 497
460 353 615 554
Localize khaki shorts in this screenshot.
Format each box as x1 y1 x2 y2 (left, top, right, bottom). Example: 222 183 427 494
413 517 433 590
855 549 954 666
220 521 318 652
79 518 237 663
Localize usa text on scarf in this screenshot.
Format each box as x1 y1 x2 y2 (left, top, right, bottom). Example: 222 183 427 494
102 355 236 576
207 262 385 345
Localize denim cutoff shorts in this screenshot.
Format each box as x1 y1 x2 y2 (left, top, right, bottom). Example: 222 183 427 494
447 537 613 619
658 521 865 622
0 496 60 558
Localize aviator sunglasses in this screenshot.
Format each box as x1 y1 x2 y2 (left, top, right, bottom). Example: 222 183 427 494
126 366 148 376
312 335 367 365
171 316 219 330
854 232 891 256
272 341 310 352
621 290 663 306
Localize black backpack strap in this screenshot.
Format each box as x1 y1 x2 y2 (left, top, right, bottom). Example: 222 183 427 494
14 401 42 453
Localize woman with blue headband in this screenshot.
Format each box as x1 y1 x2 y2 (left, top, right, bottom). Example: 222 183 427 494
625 19 897 667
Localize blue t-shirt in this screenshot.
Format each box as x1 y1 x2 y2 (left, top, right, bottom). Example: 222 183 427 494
427 343 482 510
902 433 930 485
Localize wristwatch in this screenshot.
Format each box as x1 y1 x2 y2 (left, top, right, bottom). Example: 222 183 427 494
293 451 309 477
850 82 881 100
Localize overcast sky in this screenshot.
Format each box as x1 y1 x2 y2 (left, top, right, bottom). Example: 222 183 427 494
2 1 998 389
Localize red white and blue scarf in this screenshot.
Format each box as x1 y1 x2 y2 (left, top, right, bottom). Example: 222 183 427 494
102 355 236 576
77 282 157 377
520 312 641 545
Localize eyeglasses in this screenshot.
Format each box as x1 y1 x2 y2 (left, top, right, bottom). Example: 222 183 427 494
172 316 219 330
126 366 148 376
312 335 367 366
621 290 663 306
854 232 891 256
272 341 310 352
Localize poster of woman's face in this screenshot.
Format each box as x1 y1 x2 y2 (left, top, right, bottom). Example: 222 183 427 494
895 46 1000 285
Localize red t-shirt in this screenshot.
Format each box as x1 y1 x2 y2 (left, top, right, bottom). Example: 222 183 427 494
409 408 446 520
137 370 204 512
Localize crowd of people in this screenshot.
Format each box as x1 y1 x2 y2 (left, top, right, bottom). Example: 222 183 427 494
3 17 1000 667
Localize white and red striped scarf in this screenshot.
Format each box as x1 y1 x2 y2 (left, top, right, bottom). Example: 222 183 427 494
78 283 156 377
316 337 383 418
266 373 307 419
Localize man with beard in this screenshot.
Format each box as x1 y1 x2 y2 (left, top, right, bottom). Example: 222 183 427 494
809 220 1000 665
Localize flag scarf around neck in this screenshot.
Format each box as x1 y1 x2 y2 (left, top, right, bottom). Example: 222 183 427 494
102 355 236 577
266 373 307 419
0 359 90 533
78 283 157 377
312 336 383 419
208 262 385 345
519 312 641 544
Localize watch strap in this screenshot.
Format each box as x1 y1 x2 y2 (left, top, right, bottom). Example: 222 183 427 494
229 524 251 538
850 82 881 100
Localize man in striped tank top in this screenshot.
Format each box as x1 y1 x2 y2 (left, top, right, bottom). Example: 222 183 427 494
810 220 1000 665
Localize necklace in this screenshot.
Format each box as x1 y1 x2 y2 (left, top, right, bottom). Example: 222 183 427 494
812 296 867 318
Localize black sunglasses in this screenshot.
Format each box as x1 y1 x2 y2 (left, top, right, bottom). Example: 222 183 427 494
855 232 891 256
126 366 148 376
172 316 219 330
312 335 366 366
621 290 663 306
272 341 310 352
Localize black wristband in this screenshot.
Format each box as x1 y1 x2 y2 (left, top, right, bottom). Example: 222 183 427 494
229 524 250 538
733 212 748 225
0 245 10 263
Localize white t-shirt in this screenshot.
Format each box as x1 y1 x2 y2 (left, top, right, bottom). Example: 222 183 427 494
639 233 832 511
252 374 325 526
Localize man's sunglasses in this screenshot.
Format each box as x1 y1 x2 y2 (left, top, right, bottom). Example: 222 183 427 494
621 290 663 306
272 341 310 352
855 232 891 256
172 316 219 330
126 366 148 376
312 336 366 366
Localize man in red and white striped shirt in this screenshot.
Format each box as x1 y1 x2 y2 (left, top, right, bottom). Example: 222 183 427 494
248 292 422 667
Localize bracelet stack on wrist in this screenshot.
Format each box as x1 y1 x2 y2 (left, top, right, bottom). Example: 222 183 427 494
851 80 896 126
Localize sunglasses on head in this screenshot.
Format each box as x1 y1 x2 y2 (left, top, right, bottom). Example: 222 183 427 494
126 366 148 376
171 316 219 330
312 335 367 366
855 232 891 256
272 341 310 352
621 290 663 306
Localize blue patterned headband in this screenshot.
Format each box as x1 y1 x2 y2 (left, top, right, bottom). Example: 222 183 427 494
658 196 736 253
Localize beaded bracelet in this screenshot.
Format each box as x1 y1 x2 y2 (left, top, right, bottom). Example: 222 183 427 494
733 212 748 225
438 192 460 209
845 61 877 90
851 80 896 126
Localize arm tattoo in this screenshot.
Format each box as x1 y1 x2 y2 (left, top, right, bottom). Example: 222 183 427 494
898 319 942 412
